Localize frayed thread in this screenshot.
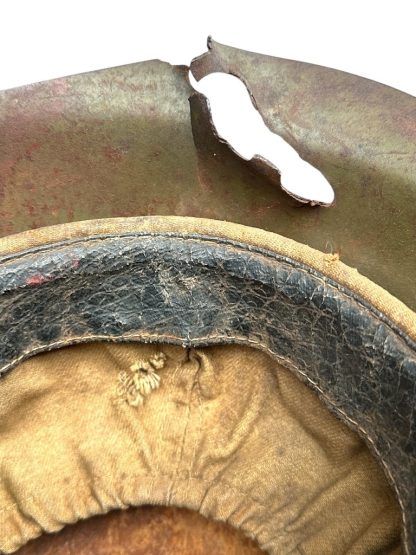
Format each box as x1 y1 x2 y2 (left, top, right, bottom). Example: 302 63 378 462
117 352 167 407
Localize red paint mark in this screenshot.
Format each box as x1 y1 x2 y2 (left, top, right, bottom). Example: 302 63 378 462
51 79 69 96
397 114 416 139
103 146 123 162
0 158 19 180
26 274 50 286
28 142 41 153
21 199 36 216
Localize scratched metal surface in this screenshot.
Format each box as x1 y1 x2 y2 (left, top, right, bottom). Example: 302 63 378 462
0 40 415 309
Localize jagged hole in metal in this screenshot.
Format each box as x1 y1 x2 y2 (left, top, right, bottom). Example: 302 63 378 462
189 70 335 207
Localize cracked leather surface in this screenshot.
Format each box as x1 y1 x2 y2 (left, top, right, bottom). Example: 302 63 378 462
0 232 415 553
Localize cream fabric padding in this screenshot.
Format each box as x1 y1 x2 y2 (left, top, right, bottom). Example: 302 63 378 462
0 343 401 554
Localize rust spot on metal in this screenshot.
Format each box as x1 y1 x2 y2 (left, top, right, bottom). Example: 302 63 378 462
17 506 264 555
103 145 123 162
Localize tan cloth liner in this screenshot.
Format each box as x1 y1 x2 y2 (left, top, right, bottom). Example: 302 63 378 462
0 343 401 554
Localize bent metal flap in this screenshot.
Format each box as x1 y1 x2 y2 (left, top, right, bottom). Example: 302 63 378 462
0 39 415 555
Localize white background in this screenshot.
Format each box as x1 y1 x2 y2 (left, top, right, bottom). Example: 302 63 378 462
0 0 415 96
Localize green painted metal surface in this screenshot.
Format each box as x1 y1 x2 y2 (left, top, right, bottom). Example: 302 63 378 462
0 39 415 309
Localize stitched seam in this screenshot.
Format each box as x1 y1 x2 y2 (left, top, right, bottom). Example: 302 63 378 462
0 231 414 349
166 355 200 504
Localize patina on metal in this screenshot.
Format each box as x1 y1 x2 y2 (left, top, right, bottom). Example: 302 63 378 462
0 39 415 555
0 38 415 310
